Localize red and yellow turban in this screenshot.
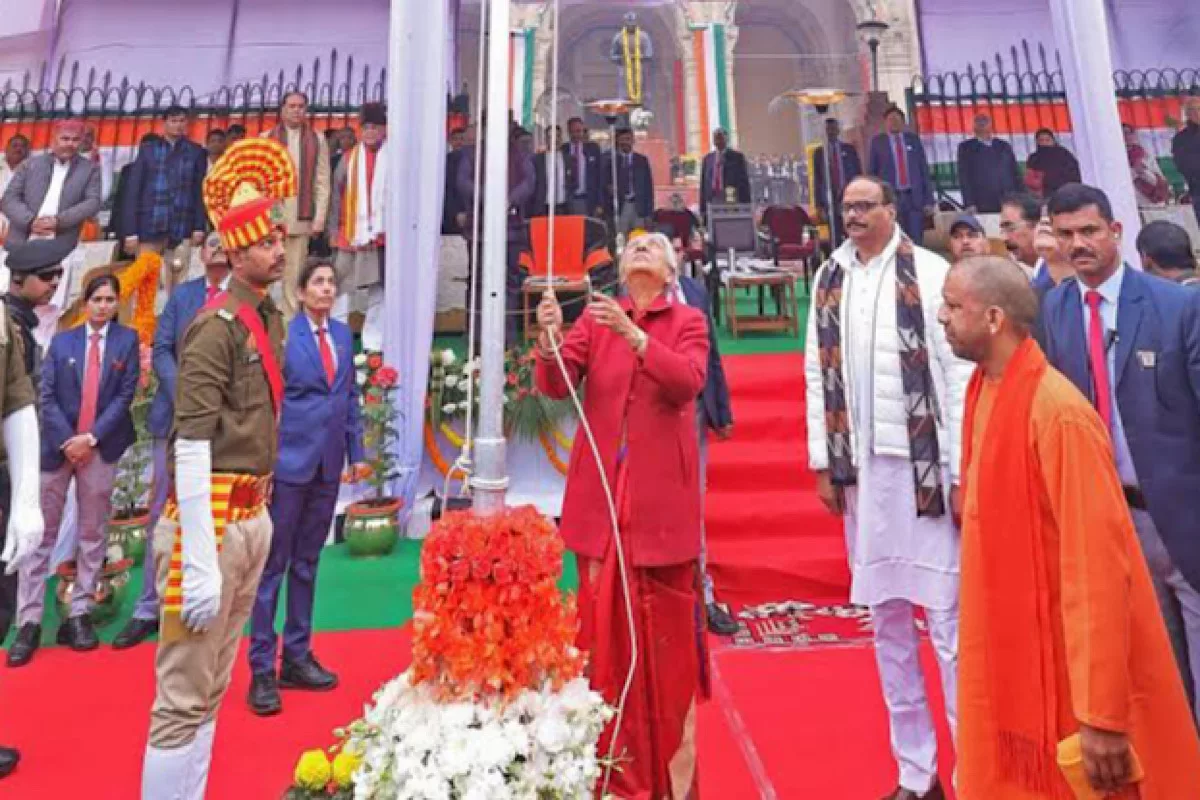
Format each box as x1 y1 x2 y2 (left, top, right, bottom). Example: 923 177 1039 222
202 138 296 251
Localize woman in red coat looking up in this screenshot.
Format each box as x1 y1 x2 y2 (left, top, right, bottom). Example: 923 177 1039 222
535 231 710 799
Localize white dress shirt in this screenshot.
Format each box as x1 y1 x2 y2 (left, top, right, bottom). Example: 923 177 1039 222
36 159 72 225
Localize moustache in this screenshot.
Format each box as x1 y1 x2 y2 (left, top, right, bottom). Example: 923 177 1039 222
1070 248 1095 260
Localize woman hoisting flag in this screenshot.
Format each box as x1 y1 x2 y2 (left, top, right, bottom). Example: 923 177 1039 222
610 12 653 107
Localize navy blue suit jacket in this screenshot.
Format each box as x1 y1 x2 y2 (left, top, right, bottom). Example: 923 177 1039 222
1041 267 1200 589
868 131 935 208
147 277 211 439
560 141 603 211
678 276 733 430
275 315 365 485
601 151 655 219
812 141 863 211
41 322 140 470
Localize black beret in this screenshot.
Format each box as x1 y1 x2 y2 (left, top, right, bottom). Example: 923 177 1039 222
4 236 74 275
361 102 387 127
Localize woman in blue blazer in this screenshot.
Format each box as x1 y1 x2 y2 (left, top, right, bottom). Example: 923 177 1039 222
10 273 138 661
248 261 365 715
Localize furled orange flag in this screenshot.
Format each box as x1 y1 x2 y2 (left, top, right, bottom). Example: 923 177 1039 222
957 338 1200 799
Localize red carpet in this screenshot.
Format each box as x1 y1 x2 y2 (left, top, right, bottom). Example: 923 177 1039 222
706 353 851 606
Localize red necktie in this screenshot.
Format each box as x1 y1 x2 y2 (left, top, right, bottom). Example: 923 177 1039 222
317 327 336 386
206 283 219 302
77 331 101 434
893 134 909 188
1085 291 1112 431
713 154 723 194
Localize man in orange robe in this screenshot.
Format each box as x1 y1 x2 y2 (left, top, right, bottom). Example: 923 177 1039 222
938 255 1200 799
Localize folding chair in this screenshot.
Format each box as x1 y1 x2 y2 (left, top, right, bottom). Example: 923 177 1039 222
519 215 613 340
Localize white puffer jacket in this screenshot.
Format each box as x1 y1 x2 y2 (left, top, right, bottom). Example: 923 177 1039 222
804 228 973 482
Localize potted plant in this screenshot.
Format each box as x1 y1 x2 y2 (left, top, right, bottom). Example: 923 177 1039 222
108 344 157 565
344 351 403 557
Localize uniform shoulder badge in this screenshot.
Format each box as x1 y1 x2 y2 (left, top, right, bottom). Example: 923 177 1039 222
217 308 235 322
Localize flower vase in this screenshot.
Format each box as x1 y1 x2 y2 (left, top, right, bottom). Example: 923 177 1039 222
54 561 133 628
344 498 403 557
108 508 151 566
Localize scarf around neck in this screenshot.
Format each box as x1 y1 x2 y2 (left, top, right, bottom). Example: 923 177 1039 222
814 233 945 517
271 124 319 221
960 338 1070 797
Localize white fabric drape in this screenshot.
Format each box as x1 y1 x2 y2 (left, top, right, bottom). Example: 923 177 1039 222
1047 0 1142 265
385 0 449 509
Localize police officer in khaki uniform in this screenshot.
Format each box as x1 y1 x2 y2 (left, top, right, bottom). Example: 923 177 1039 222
0 249 49 779
2 236 71 391
140 138 294 800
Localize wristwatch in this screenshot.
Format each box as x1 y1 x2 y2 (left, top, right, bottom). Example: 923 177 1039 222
86 433 97 448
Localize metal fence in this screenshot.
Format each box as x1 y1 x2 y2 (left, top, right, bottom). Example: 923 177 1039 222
0 49 388 158
907 40 1200 199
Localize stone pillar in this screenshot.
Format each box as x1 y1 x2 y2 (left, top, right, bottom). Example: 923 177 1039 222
512 2 550 133
673 2 701 155
678 0 739 152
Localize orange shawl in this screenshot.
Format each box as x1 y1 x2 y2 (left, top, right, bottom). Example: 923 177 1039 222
961 338 1069 797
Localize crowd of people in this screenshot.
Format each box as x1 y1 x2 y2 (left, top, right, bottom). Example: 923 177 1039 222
0 76 1196 799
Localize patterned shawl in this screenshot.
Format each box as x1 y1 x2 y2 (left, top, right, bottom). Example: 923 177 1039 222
814 235 946 517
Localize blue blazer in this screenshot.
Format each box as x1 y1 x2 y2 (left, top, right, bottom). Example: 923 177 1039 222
601 151 655 219
147 277 211 439
679 276 733 430
1041 267 1200 590
868 131 935 208
275 315 365 485
40 322 140 470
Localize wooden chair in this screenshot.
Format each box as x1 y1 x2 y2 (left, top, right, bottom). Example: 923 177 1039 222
762 205 820 294
519 215 613 339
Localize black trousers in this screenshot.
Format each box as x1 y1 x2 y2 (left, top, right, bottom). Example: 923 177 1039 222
0 469 14 643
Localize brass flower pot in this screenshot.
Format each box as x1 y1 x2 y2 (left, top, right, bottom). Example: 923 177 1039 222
55 562 133 628
344 498 403 557
109 508 151 566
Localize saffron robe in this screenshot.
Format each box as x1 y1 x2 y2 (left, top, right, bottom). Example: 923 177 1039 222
958 361 1200 798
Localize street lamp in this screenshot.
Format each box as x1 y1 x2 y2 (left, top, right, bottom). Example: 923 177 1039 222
856 16 889 93
779 89 848 246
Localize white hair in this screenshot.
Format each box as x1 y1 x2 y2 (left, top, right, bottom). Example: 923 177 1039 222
622 231 679 275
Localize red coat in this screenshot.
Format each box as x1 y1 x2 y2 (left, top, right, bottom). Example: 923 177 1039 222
535 295 710 567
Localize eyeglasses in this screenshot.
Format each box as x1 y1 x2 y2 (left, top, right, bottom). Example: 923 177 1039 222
841 200 882 217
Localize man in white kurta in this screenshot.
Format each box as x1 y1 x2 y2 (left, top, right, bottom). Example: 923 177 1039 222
805 176 972 800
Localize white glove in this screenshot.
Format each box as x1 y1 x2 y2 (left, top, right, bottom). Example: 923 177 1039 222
175 438 222 634
2 405 44 575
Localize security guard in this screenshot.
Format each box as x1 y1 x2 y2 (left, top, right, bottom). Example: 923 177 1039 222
3 236 71 390
0 248 48 779
140 138 293 799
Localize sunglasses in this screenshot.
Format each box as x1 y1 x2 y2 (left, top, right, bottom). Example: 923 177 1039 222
34 268 64 281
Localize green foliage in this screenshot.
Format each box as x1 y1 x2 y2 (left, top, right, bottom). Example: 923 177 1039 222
355 352 402 502
112 344 158 518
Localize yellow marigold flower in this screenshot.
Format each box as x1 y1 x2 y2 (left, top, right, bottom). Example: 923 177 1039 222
294 749 332 791
332 749 362 788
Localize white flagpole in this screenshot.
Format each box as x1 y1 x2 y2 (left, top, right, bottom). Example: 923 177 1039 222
471 0 512 516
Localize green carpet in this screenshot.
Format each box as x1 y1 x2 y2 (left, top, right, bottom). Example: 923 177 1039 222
5 538 579 648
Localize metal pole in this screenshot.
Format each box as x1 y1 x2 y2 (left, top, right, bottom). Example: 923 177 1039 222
471 0 512 516
869 41 880 93
822 116 838 247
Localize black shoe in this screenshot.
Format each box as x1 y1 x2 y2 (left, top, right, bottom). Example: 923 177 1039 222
706 603 740 636
882 780 945 800
0 746 18 778
280 654 339 691
248 672 282 716
5 624 40 668
56 615 99 651
112 617 159 650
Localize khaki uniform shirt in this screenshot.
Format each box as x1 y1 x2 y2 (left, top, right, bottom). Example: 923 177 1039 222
0 306 37 466
171 276 285 476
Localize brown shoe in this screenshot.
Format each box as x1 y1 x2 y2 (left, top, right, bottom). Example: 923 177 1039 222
881 780 945 800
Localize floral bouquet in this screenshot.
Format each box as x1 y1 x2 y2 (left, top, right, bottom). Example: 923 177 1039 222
311 506 613 799
353 351 401 502
426 348 478 429
285 746 361 799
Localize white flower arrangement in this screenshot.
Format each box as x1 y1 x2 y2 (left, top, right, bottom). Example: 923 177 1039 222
342 672 613 800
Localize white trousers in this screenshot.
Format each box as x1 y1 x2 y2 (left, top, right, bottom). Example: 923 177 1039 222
871 598 958 794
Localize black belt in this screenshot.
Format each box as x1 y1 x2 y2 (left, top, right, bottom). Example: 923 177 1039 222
1123 485 1147 510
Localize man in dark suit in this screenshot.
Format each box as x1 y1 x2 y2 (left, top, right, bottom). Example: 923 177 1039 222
442 126 469 236
868 106 935 244
813 118 863 245
1041 183 1200 718
673 267 737 634
1 118 101 248
562 116 602 217
531 126 569 218
602 128 654 238
111 233 231 649
700 128 751 220
956 113 1021 213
